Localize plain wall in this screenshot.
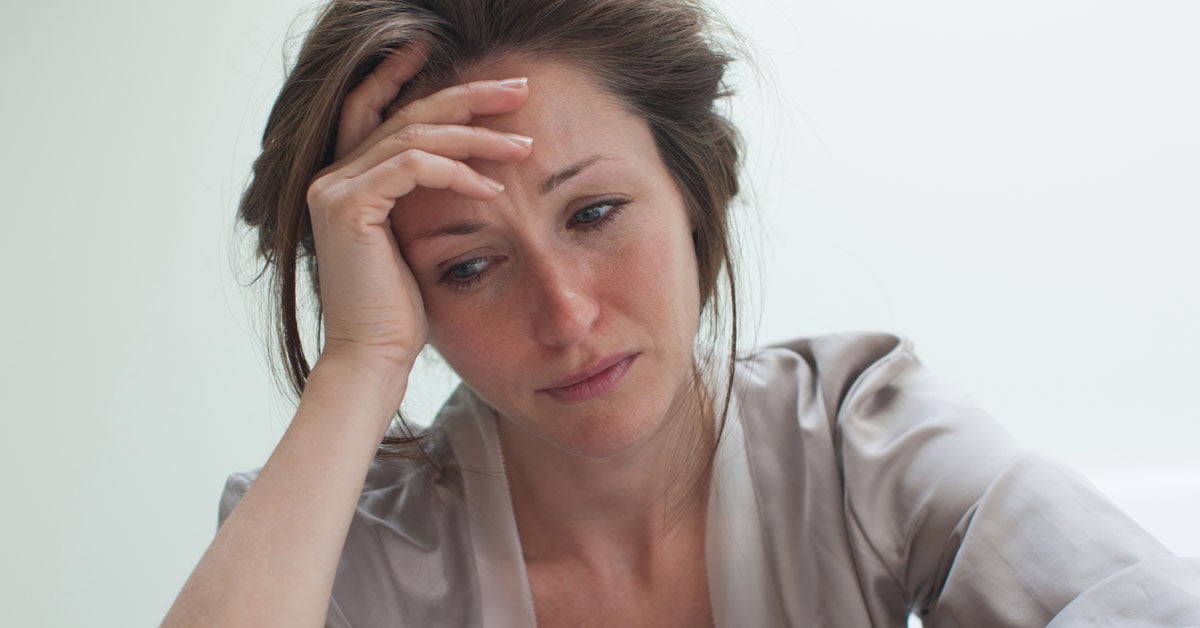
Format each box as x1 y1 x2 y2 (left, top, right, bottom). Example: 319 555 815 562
1 1 1196 625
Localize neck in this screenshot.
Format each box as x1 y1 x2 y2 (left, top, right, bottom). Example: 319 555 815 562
496 376 714 569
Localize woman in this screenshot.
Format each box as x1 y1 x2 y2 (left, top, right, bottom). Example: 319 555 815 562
165 0 1200 626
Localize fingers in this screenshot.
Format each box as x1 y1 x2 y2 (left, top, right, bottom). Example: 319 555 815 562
320 149 506 219
319 63 534 227
397 77 530 127
372 149 505 200
343 123 533 178
310 121 530 235
337 41 432 158
340 78 530 166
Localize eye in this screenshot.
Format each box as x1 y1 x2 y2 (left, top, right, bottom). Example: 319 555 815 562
440 257 494 291
568 198 628 230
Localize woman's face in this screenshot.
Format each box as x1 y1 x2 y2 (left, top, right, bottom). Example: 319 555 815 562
391 58 702 459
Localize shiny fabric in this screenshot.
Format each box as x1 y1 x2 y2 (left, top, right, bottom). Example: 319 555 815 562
219 332 1200 626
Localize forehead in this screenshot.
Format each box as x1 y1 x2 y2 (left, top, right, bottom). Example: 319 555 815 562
391 57 670 241
461 56 646 158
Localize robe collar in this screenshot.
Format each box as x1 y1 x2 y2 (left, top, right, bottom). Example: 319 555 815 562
443 360 780 627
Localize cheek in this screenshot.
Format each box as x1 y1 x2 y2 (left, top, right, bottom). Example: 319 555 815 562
425 300 510 386
423 207 701 392
613 214 703 328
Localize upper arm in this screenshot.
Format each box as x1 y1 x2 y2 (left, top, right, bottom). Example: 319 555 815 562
835 345 1019 614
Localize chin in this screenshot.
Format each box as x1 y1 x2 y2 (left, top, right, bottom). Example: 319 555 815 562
527 368 688 460
537 412 668 461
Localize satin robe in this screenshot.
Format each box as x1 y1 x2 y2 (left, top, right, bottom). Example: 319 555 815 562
220 332 1200 626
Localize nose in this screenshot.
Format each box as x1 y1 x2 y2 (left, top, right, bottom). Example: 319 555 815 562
526 253 600 348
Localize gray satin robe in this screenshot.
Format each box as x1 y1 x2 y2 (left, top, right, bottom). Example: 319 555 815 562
219 332 1200 626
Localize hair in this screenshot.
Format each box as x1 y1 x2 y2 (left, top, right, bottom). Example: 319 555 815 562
239 0 745 495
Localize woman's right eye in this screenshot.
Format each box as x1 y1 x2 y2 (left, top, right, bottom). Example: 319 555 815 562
440 257 493 290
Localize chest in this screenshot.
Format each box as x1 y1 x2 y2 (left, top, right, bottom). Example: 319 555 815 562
526 559 714 628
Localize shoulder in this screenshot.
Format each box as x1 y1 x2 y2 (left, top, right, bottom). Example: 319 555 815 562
736 331 1006 443
734 330 1018 512
739 331 910 403
752 330 908 371
734 334 1200 623
733 332 1019 614
733 331 932 434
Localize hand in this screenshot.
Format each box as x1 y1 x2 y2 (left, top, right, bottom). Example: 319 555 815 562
305 44 533 383
162 46 535 628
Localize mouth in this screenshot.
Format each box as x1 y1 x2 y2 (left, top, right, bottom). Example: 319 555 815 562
540 352 640 403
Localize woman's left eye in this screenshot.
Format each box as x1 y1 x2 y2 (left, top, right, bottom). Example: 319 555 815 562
569 199 627 230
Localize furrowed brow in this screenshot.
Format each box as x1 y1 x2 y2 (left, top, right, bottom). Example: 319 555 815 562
409 155 612 244
410 220 488 243
539 155 609 196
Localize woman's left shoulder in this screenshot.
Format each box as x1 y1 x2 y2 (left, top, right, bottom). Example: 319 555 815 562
733 333 1200 624
734 330 1019 497
738 331 914 405
726 332 1019 622
734 331 946 429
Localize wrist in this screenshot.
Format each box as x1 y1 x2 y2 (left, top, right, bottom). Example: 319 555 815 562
307 349 415 430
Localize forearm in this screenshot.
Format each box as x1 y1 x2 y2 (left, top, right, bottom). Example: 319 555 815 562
163 356 407 627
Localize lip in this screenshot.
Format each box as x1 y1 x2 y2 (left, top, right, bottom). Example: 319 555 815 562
540 352 640 403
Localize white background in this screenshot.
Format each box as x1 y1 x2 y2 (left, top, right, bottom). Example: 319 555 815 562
1 1 1196 625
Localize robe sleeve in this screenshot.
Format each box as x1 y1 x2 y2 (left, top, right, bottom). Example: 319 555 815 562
832 337 1200 626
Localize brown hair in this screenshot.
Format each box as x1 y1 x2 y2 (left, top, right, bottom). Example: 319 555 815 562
239 0 744 472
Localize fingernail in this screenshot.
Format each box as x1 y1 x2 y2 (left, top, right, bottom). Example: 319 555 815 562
485 178 506 192
505 133 533 148
497 77 528 90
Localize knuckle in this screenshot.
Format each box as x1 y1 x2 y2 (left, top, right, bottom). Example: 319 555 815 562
388 97 415 120
442 82 476 107
455 160 476 181
307 175 332 207
475 127 510 150
392 148 426 171
307 175 348 213
392 123 427 146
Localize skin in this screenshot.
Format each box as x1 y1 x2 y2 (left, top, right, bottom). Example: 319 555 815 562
392 57 715 626
164 47 713 627
394 57 703 461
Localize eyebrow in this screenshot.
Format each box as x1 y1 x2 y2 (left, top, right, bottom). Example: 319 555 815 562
409 220 489 244
409 154 611 244
538 154 607 196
